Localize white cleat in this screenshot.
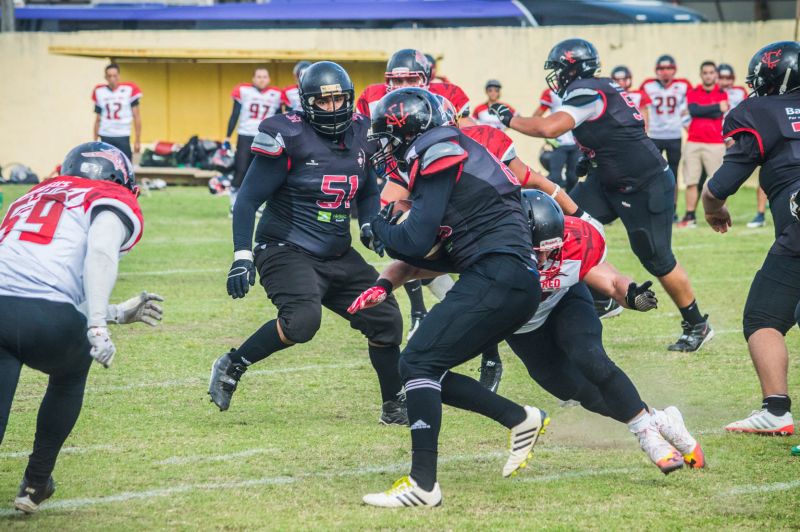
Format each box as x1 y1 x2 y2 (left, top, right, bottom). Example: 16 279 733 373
636 425 684 475
725 409 794 436
653 406 705 468
503 406 549 478
362 476 442 508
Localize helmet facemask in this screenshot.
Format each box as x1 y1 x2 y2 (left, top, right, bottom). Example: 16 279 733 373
535 236 565 282
301 88 354 140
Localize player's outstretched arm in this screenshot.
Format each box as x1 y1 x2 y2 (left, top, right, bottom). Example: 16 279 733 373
509 157 580 214
490 104 575 139
584 261 657 311
347 261 443 314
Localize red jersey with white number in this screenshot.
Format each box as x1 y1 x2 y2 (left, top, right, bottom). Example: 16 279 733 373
92 82 142 137
232 83 283 136
472 101 516 130
538 89 576 146
356 82 470 119
639 78 691 139
515 216 606 333
0 176 143 308
282 84 302 112
626 89 652 111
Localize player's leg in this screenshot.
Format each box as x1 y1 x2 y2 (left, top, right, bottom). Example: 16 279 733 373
0 347 22 447
478 343 503 393
749 187 769 228
209 244 322 411
230 134 255 212
547 145 568 189
563 145 580 193
726 252 800 435
613 170 712 351
403 280 427 340
679 142 702 227
322 248 405 424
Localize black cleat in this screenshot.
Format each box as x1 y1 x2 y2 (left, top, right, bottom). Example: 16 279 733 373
667 316 714 352
594 297 623 319
208 350 248 411
479 359 503 393
380 399 409 426
15 476 55 514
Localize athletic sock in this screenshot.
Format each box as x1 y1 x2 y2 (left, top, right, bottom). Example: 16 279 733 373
368 345 403 403
627 410 653 434
405 378 442 491
404 280 427 316
440 372 526 429
679 300 705 325
685 211 695 220
481 344 501 364
229 319 290 365
763 395 792 417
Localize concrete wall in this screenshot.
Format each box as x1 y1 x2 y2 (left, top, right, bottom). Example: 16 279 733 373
0 20 792 177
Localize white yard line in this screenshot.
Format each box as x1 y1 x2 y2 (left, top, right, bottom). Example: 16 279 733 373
120 262 390 277
725 479 800 496
517 467 639 483
154 448 277 466
0 445 116 459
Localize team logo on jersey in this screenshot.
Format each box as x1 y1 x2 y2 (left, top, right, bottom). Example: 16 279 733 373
81 149 130 180
762 49 782 69
286 113 303 123
386 103 409 128
357 149 366 169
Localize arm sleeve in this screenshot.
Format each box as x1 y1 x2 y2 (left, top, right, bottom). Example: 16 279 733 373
706 160 760 200
94 105 102 114
688 103 723 118
371 166 456 257
232 154 289 252
83 211 130 328
130 99 140 108
226 100 242 138
356 170 380 228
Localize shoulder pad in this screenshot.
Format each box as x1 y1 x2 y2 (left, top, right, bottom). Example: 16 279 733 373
251 131 285 157
722 102 751 136
420 142 467 176
562 86 602 106
405 127 460 164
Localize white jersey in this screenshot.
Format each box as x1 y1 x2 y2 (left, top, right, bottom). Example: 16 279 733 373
639 78 691 139
0 176 143 309
282 84 302 112
724 86 748 111
92 82 142 138
232 83 283 136
538 89 576 146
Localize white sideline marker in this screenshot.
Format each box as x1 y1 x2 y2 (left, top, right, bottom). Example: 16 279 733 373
725 479 800 496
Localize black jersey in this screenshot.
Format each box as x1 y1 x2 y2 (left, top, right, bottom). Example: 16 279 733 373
249 112 379 258
562 77 667 190
378 127 534 272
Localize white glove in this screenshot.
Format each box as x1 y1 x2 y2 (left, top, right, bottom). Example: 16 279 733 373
87 327 116 368
108 291 164 326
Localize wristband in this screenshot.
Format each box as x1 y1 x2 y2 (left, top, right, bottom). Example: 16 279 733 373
572 207 585 218
521 166 532 186
375 278 394 295
234 249 254 261
549 184 561 199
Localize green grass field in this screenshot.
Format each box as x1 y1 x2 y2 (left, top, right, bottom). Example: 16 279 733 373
1 183 799 530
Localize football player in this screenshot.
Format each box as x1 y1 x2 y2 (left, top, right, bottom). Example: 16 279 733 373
92 63 142 160
491 39 713 353
208 62 407 426
611 65 651 129
223 67 283 209
360 88 547 507
535 86 581 194
353 190 705 475
702 41 800 437
0 143 163 513
282 60 311 113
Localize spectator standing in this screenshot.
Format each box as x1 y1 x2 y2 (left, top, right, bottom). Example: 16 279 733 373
92 63 142 161
679 61 728 228
472 79 516 130
535 88 580 192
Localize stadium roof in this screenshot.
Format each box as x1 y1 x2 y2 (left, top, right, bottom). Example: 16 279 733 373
15 0 530 22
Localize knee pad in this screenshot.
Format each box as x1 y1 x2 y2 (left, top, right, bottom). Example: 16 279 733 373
629 229 676 277
628 229 655 261
742 310 774 341
367 310 403 347
279 304 322 344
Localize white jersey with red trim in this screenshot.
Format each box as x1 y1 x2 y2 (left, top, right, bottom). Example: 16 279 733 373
724 86 748 111
0 176 143 308
538 89 576 146
282 84 302 112
92 82 142 137
232 83 283 136
639 78 691 139
472 102 516 130
515 216 606 334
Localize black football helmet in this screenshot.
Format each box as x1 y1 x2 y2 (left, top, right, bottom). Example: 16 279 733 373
293 60 311 81
746 41 800 97
433 93 457 126
545 38 600 96
368 87 444 171
299 61 355 140
521 189 565 281
61 142 136 191
385 49 432 91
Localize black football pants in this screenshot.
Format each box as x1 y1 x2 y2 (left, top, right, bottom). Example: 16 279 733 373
99 135 132 162
233 135 256 188
547 144 580 193
0 296 92 484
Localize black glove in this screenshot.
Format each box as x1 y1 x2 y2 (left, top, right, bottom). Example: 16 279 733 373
488 103 514 128
378 202 403 225
575 156 592 178
791 189 800 223
625 281 657 312
360 223 385 257
227 259 256 299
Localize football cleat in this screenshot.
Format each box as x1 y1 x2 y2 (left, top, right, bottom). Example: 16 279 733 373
208 350 248 411
362 476 442 508
653 407 705 468
595 297 624 319
479 358 503 393
14 476 56 514
503 406 549 478
677 216 697 229
724 409 794 436
667 316 713 352
380 399 409 426
747 213 766 228
636 426 684 475
407 311 426 341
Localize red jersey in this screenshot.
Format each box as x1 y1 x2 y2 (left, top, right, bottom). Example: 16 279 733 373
686 84 728 143
356 82 470 119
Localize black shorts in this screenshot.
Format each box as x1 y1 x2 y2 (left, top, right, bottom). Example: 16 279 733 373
254 243 403 346
100 135 132 161
742 252 800 339
0 295 92 376
399 254 540 381
570 169 677 277
233 134 256 188
652 138 682 181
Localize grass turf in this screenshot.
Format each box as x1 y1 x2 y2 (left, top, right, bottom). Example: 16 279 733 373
0 183 799 530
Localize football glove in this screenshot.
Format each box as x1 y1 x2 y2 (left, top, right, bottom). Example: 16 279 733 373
488 103 514 128
791 189 800 223
347 283 390 314
87 326 116 368
575 156 593 178
378 202 403 225
625 281 658 312
360 223 385 257
227 258 256 299
109 292 164 326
